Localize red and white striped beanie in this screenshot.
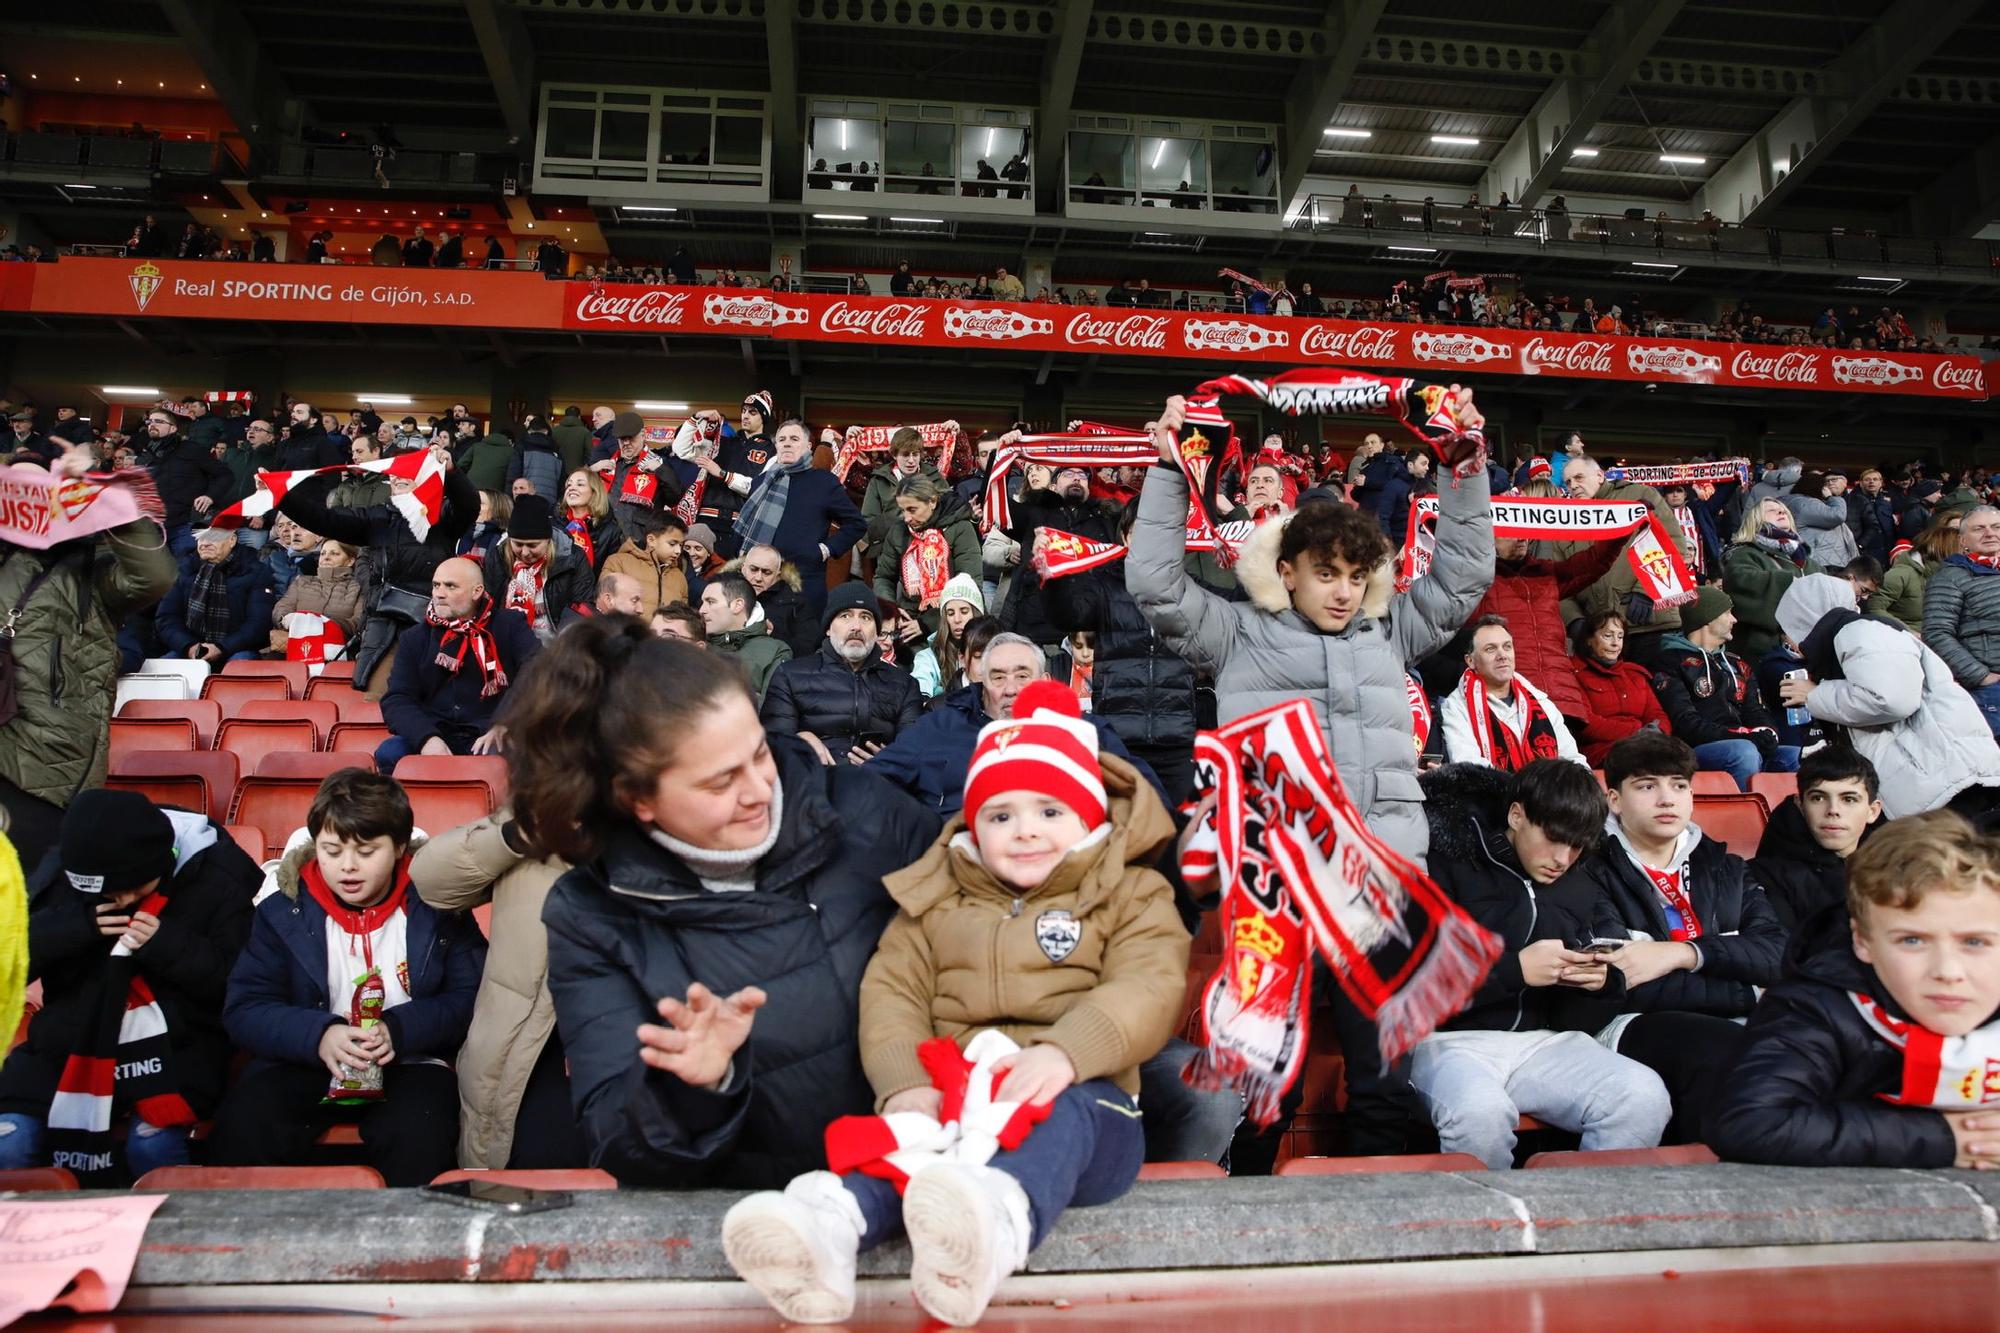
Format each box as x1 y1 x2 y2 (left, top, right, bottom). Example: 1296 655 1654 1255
964 679 1107 834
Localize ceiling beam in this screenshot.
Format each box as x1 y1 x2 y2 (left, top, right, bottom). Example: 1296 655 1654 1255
1034 0 1095 214
462 0 536 144
1277 0 1387 208
156 0 297 143
766 0 802 199
1898 127 2000 238
1479 0 1686 211
1696 0 1981 224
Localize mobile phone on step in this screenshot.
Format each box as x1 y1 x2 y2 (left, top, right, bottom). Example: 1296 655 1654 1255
421 1179 573 1214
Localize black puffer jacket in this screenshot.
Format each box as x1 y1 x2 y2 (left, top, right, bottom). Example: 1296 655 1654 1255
1749 796 1879 937
144 434 233 529
542 739 941 1187
1000 487 1122 647
480 542 596 636
1572 824 1786 1018
273 424 348 472
1420 764 1626 1034
276 468 477 599
1043 560 1196 750
1708 907 1960 1167
759 642 925 762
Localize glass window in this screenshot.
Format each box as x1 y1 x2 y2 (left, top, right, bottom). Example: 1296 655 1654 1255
960 125 1027 194
1069 131 1134 204
658 111 711 164
1139 137 1205 205
545 106 596 160
714 116 762 167
599 109 648 161
808 115 882 188
884 119 956 194
1210 141 1274 199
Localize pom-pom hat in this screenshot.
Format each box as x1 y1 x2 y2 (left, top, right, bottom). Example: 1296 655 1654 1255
964 679 1107 834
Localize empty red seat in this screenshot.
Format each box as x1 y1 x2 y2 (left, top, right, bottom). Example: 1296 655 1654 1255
229 777 323 860
328 722 393 757
259 751 366 782
133 1164 384 1190
429 1168 619 1191
1524 1144 1720 1169
0 1167 79 1191
201 674 291 717
304 674 366 703
1750 772 1799 810
120 697 224 749
1693 795 1770 858
1136 1161 1226 1181
217 718 319 776
110 717 198 765
403 779 498 833
219 659 309 696
1691 771 1742 797
107 750 243 822
1277 1153 1488 1176
223 824 266 863
236 697 340 747
106 773 209 814
394 754 509 801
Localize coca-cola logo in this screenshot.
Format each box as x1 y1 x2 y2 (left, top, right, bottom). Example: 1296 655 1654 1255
1409 331 1510 365
1521 337 1613 374
942 306 1054 341
572 288 688 327
1729 349 1821 385
1830 356 1924 388
1297 324 1399 361
1933 361 1987 394
1183 320 1289 354
817 300 927 339
1064 312 1169 351
1626 345 1722 378
702 293 808 329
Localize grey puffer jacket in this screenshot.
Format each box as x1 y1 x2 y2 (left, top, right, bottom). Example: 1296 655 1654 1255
1923 557 2000 688
1127 463 1494 867
1781 492 1858 569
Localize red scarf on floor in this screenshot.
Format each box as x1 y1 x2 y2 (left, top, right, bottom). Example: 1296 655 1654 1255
1850 992 2000 1108
1460 670 1559 771
429 592 510 698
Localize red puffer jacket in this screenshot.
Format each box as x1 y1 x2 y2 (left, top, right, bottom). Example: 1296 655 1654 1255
1571 651 1668 766
1467 544 1623 718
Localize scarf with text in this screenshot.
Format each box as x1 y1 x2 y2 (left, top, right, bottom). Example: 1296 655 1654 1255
0 464 159 551
428 592 509 698
901 527 953 609
210 448 445 531
615 452 665 508
1179 699 1502 1125
1399 495 1696 607
823 1031 1054 1193
1672 505 1704 573
1460 670 1560 771
734 456 813 549
1030 521 1258 582
46 885 194 1185
833 421 969 483
1641 862 1702 941
670 415 724 527
303 857 412 1105
1605 459 1749 487
1407 674 1434 758
1850 992 2000 1109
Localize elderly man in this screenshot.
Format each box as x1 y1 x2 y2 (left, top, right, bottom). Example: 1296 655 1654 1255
738 542 815 656
594 572 646 617
698 571 792 700
9 411 54 467
377 557 538 770
1924 504 2000 738
760 582 923 765
1439 615 1586 770
155 527 277 664
1556 455 1688 665
732 418 864 624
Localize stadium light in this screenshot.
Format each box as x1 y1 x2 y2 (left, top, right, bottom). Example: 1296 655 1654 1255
1659 154 1706 166
1571 148 1599 158
1431 135 1479 147
812 213 868 222
1150 140 1166 169
100 386 162 397
355 394 414 404
634 401 690 411
890 216 946 224
1323 128 1372 139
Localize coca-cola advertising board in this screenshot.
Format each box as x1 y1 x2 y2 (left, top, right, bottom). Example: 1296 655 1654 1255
3 259 1985 401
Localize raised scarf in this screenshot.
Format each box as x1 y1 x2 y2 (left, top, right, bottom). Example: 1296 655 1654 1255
1459 669 1560 771
616 453 663 507
1398 497 1696 608
428 592 509 697
1180 699 1501 1125
303 858 411 1104
185 558 235 644
901 526 953 610
1406 674 1433 758
46 886 194 1185
735 456 813 549
1850 992 2000 1108
504 555 547 630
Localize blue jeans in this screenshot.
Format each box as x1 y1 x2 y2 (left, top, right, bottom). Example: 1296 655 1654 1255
0 1111 192 1179
1140 1036 1242 1165
841 1079 1145 1252
165 523 196 560
374 736 418 773
1974 681 2000 740
1692 738 1799 792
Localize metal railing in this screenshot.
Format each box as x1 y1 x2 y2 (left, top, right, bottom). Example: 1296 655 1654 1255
0 130 223 176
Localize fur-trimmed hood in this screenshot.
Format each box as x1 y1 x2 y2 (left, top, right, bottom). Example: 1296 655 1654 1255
719 554 802 591
1418 761 1516 863
1231 508 1396 623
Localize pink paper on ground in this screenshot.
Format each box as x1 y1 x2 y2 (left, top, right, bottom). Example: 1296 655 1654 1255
0 1193 167 1328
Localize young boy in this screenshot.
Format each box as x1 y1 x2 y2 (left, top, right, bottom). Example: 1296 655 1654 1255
1711 811 2000 1167
211 770 486 1186
601 505 689 617
1573 731 1787 1139
722 681 1187 1326
1751 748 1885 935
1414 761 1668 1168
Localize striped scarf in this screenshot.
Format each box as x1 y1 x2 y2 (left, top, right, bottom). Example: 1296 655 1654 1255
734 457 813 550
185 557 235 644
1850 992 2000 1108
428 594 510 698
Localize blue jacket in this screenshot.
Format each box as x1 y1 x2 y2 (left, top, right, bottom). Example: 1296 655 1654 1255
380 603 540 749
156 545 278 657
1353 452 1413 544
1846 489 1896 565
223 847 485 1076
748 467 866 571
867 681 1170 817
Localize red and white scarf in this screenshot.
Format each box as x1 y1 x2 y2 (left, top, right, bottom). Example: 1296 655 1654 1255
563 508 600 568
1180 699 1501 1124
1407 675 1433 757
304 858 412 1104
1964 551 2000 571
1641 863 1703 941
429 593 510 697
504 555 547 630
616 453 664 506
46 888 194 1185
834 421 966 483
1850 992 2000 1109
1400 496 1695 608
901 527 953 609
1604 460 1749 487
1459 670 1560 771
1673 505 1704 574
823 1031 1054 1193
210 448 445 531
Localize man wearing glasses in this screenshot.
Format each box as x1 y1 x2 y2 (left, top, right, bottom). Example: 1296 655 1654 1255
140 409 232 560
221 419 282 549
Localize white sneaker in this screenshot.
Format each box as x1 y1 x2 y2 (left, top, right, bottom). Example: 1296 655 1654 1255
903 1163 1031 1327
721 1170 863 1323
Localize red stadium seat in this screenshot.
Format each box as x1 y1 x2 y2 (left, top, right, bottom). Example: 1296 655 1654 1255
1137 1161 1227 1180
110 717 198 765
237 697 340 747
219 659 309 697
223 824 266 863
305 678 375 716
313 661 357 682
111 749 243 820
328 722 393 756
1692 795 1770 858
394 754 509 802
259 751 366 782
106 773 209 815
133 1165 384 1190
429 1169 619 1191
1524 1145 1720 1169
201 674 291 717
1277 1153 1488 1176
217 718 319 776
120 697 223 749
1592 768 1608 789
403 779 499 833
229 777 323 859
0 1167 79 1191
1691 771 1743 797
1750 772 1799 810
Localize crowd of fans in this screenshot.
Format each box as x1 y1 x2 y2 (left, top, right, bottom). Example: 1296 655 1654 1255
4 379 2000 1323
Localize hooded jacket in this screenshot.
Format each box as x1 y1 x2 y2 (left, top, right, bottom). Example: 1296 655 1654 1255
1865 547 1934 634
541 740 941 1187
505 431 566 502
858 753 1187 1106
1780 574 2000 819
458 432 516 494
1747 461 1801 507
0 810 261 1118
1650 631 1776 746
1749 797 1876 937
759 640 924 762
1127 463 1495 867
1922 554 2000 688
155 544 278 658
859 459 947 548
272 561 365 638
1722 538 1819 662
1043 557 1197 752
708 616 792 701
600 542 688 617
1570 649 1667 767
1782 492 1859 569
872 490 983 629
1707 908 1959 1167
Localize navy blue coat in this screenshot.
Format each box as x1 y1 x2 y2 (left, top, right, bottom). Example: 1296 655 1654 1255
156 545 278 658
748 467 865 573
543 737 941 1188
223 866 485 1077
1353 451 1413 544
1846 489 1897 564
380 604 539 750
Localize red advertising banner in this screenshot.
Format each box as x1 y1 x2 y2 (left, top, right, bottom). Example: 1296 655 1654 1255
2 259 1987 401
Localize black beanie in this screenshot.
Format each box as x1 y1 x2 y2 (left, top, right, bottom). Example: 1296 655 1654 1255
62 790 175 896
508 494 554 541
821 580 882 634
